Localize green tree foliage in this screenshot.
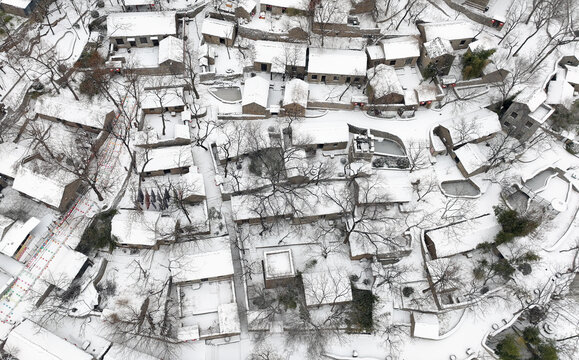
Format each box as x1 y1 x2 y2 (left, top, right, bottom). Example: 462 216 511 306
496 334 521 360
535 341 558 360
346 289 377 333
494 207 538 245
523 326 541 346
462 49 496 80
77 210 117 254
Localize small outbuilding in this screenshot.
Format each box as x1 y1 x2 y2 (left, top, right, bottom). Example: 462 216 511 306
201 18 236 46
283 78 309 116
367 64 404 104
107 11 177 48
242 76 270 115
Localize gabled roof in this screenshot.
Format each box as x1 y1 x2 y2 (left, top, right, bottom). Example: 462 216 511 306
254 40 307 72
0 141 29 178
423 37 453 58
107 11 177 38
355 170 413 204
242 76 270 108
158 36 183 65
291 120 349 145
35 96 115 130
454 142 488 175
308 48 367 76
260 0 308 10
420 21 477 42
170 249 234 283
141 145 194 173
302 269 353 306
437 108 501 147
5 319 93 360
368 64 404 98
283 79 309 108
381 36 420 60
201 18 235 39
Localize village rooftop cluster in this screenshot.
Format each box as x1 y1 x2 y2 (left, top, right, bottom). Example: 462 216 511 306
0 0 578 360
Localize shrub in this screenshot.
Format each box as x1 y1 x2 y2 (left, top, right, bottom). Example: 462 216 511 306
496 334 521 360
535 341 558 360
492 259 516 280
462 49 495 80
518 263 532 275
523 326 541 346
494 207 538 245
402 287 414 297
346 289 378 333
77 209 117 255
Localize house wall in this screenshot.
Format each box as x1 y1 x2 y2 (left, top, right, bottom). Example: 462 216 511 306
59 179 82 212
367 57 385 69
202 33 235 46
350 0 376 15
0 0 36 17
259 4 306 16
235 6 255 20
111 34 171 49
307 73 365 85
501 102 540 142
282 103 306 117
143 166 190 177
368 88 405 105
448 38 473 50
384 56 418 68
142 105 185 114
242 102 267 115
37 113 108 134
559 55 579 67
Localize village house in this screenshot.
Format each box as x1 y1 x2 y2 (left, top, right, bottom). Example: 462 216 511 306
236 0 257 20
366 44 385 68
201 18 236 46
259 0 308 15
111 210 172 249
141 87 186 114
41 245 89 290
0 253 23 297
0 0 37 17
0 141 30 180
107 11 177 48
12 159 81 212
158 36 185 74
291 120 349 150
501 88 555 142
419 37 455 76
253 40 308 78
263 249 297 288
424 216 501 259
307 48 367 85
140 145 194 177
348 225 412 263
410 312 440 340
34 97 115 133
418 21 477 50
283 78 309 116
302 268 353 307
312 0 351 33
4 319 94 360
242 76 270 115
415 83 443 107
0 216 40 260
367 64 404 104
354 171 413 205
381 36 420 68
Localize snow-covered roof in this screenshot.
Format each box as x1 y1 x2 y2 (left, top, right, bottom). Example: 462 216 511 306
0 0 32 9
104 343 159 360
366 45 384 60
291 120 349 145
566 65 579 85
302 269 353 306
254 40 307 72
381 36 420 60
423 37 453 58
107 11 176 38
238 0 257 12
177 325 200 341
171 249 234 283
141 145 193 173
437 108 501 147
264 249 295 279
218 303 241 334
349 222 410 258
0 217 40 257
528 103 554 124
140 171 206 201
111 210 160 247
201 18 235 39
546 70 575 110
415 84 439 103
242 76 270 108
425 215 501 258
231 181 348 222
0 141 29 178
141 87 185 110
314 0 350 24
420 21 477 42
283 79 309 108
41 245 87 288
0 215 15 240
355 171 413 204
412 312 439 339
260 0 308 10
13 159 78 209
467 35 498 52
307 48 367 77
368 64 404 98
454 143 488 175
515 88 547 112
0 253 23 295
122 0 152 5
158 36 183 65
34 96 115 130
5 319 93 360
